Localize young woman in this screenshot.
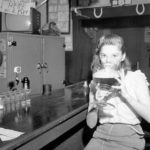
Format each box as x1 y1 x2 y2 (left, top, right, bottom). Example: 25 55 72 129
84 33 150 150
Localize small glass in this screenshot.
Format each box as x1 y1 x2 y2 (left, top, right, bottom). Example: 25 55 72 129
0 95 4 109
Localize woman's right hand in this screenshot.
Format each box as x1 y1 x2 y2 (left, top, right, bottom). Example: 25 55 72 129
89 80 100 94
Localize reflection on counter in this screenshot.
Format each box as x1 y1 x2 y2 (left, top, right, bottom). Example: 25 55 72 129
0 89 32 132
0 89 31 114
0 82 88 150
64 82 89 110
0 82 89 149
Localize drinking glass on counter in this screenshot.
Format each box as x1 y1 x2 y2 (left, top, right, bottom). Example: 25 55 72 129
0 95 4 109
0 89 31 112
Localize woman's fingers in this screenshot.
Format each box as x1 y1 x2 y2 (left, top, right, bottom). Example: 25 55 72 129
112 85 121 90
114 77 122 84
114 69 126 87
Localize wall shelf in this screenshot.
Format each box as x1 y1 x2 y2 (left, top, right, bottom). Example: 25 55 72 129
71 3 150 20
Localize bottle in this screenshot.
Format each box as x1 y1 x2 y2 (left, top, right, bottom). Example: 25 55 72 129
83 81 89 97
22 76 30 90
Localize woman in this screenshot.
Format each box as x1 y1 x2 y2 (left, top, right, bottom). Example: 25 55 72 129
84 33 150 150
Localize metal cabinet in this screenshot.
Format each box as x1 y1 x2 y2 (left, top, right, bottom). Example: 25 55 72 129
0 32 65 94
42 36 65 90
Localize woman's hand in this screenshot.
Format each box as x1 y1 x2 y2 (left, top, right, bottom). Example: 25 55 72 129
89 80 98 94
112 69 135 103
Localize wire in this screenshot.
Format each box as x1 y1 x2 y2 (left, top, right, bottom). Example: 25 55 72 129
36 0 47 9
74 8 90 18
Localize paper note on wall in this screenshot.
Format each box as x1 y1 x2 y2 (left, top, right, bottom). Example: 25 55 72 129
0 0 32 16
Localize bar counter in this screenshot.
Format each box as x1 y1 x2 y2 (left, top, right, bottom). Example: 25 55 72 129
0 82 88 150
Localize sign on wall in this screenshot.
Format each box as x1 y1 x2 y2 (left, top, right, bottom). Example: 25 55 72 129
0 0 34 16
48 0 73 51
48 0 70 34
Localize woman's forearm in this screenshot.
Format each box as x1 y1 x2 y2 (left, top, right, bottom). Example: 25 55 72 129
129 99 150 123
86 108 98 129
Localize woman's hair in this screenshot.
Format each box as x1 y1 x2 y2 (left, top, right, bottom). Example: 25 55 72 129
91 33 131 73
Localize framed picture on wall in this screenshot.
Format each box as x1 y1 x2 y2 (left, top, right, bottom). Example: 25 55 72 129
47 0 70 34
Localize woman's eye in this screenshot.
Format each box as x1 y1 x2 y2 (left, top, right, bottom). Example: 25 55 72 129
100 54 106 58
113 55 118 58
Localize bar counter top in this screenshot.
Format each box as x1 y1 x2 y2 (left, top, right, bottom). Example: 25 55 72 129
0 82 88 150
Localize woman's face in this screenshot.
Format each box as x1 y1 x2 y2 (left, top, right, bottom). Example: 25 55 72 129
99 45 125 71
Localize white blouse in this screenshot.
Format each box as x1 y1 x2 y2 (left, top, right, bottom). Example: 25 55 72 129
88 70 149 125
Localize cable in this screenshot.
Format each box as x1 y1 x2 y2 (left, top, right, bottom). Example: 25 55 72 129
74 8 90 18
36 0 47 9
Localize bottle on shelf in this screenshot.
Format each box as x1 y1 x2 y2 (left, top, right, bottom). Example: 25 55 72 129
21 76 30 90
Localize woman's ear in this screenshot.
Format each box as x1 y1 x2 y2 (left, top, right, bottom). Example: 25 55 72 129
121 53 126 61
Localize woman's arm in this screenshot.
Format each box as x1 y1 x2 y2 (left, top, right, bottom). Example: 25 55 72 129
126 75 150 123
86 92 98 129
115 71 150 123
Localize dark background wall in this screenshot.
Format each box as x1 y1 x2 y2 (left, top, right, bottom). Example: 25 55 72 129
65 1 150 84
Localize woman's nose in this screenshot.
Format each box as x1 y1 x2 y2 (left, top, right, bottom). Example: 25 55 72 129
106 56 112 62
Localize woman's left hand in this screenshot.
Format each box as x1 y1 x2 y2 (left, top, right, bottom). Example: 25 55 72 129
112 69 134 103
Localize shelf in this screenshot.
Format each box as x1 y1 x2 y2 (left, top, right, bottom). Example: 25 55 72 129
72 3 150 20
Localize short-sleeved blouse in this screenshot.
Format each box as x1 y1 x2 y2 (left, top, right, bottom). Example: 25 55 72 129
89 70 149 125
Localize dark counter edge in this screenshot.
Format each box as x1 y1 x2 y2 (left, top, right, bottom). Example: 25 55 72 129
1 103 88 150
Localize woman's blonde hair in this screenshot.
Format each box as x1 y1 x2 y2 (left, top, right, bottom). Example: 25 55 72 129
91 33 131 73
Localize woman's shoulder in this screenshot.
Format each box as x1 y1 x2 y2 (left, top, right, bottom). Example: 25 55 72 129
126 70 149 86
127 70 147 78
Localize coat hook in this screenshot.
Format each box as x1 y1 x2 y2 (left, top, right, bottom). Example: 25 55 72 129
136 3 145 15
93 8 103 18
